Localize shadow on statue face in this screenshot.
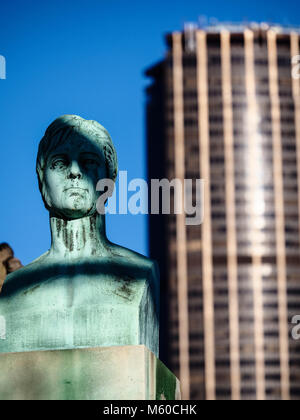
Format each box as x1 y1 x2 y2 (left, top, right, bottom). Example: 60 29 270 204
43 133 107 220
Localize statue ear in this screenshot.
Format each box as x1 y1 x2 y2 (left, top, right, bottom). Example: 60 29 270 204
103 144 118 183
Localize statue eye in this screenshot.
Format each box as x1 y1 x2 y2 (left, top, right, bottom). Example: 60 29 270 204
51 158 68 169
82 158 98 166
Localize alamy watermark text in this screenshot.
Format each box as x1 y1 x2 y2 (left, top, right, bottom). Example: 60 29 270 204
0 316 6 340
0 55 6 79
292 55 300 80
292 315 300 340
96 171 204 226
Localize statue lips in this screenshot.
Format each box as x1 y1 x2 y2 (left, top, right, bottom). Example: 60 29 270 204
64 187 88 198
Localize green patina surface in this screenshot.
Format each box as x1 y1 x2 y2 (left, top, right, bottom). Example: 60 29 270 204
0 115 159 356
155 358 178 400
0 256 159 355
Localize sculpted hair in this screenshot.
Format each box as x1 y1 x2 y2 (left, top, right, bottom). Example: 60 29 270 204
0 243 14 257
36 115 118 195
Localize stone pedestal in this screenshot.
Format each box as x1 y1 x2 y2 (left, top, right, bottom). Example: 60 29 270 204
0 345 181 400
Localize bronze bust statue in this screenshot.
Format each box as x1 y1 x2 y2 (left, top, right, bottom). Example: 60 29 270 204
0 115 159 356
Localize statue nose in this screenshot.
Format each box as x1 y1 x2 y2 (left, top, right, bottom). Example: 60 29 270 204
68 161 82 179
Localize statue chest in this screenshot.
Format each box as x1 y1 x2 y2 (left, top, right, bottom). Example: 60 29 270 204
0 271 159 357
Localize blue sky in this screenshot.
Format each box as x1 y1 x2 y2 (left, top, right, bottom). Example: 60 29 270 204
0 0 299 265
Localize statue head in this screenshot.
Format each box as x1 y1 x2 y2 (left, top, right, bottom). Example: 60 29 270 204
36 115 118 220
0 243 14 264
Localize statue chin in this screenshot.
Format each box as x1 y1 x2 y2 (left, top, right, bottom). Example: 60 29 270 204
44 193 96 220
50 204 96 220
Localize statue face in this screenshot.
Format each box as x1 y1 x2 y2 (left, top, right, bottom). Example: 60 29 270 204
43 133 107 219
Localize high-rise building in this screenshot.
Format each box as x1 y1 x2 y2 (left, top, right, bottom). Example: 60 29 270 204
146 23 300 400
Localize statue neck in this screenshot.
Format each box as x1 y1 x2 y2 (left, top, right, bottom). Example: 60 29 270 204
49 214 108 259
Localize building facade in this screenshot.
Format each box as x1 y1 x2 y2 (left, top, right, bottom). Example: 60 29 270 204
146 23 300 400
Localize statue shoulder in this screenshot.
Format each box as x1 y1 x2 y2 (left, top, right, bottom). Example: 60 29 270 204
107 242 160 280
1 251 49 291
